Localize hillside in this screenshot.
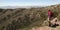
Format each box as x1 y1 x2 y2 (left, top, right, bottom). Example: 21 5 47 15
0 4 60 30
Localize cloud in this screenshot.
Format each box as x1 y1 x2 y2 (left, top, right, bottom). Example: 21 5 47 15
0 0 60 6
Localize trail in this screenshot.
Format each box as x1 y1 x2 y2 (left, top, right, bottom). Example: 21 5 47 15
32 18 60 30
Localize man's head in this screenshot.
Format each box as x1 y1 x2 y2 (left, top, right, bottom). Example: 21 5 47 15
48 10 51 11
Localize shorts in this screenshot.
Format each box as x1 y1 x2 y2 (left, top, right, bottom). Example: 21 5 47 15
48 15 51 20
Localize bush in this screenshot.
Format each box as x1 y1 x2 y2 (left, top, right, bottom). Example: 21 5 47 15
53 11 59 18
0 9 3 12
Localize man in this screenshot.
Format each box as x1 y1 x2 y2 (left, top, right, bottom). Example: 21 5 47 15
48 10 53 27
48 10 53 20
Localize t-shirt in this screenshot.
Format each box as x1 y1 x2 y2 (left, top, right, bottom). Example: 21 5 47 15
48 11 52 16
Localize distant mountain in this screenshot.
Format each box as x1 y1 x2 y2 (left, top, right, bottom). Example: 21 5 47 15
0 6 30 9
0 6 47 9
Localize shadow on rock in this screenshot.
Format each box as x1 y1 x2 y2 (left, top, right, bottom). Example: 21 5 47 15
49 24 59 28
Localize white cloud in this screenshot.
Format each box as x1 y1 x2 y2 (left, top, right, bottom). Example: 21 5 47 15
0 0 60 6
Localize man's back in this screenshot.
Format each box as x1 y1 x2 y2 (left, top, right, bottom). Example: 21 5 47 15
48 10 52 16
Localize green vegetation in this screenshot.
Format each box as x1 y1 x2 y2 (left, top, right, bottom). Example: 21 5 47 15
0 4 60 30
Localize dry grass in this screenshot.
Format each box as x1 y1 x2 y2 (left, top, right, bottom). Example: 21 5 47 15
0 4 60 30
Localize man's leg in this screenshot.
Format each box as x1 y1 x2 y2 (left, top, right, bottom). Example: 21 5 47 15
48 16 51 21
49 21 51 27
48 16 52 27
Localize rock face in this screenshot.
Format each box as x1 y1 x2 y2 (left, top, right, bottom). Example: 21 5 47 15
32 18 60 30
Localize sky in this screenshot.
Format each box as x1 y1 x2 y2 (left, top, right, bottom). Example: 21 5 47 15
0 0 60 6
